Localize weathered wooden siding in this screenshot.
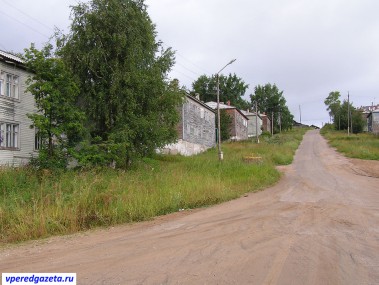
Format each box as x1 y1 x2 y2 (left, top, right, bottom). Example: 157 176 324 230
160 96 216 156
0 61 37 166
226 109 248 141
369 112 379 134
182 98 215 148
246 114 262 137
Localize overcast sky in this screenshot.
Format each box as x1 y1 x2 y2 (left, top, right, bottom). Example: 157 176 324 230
1 0 378 126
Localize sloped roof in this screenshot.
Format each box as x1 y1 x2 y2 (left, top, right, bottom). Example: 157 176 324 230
0 50 24 64
240 110 261 118
186 94 215 113
205 101 235 110
359 105 379 113
205 101 249 120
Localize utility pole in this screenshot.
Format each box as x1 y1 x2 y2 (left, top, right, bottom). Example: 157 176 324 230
279 111 282 133
347 92 350 136
271 112 274 136
255 101 259 143
216 59 236 161
299 105 302 124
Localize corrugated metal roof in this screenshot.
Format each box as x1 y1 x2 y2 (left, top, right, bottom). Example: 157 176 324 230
0 50 24 64
241 109 262 118
205 101 235 110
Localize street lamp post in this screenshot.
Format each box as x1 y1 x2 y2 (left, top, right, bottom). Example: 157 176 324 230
216 59 236 161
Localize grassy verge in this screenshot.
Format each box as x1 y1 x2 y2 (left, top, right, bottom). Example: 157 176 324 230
321 128 379 160
0 129 306 245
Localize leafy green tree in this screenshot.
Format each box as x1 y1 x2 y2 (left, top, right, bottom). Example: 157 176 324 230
334 100 365 133
192 73 249 110
23 43 85 168
324 91 341 122
352 109 365 134
215 109 232 141
58 0 183 167
250 83 293 133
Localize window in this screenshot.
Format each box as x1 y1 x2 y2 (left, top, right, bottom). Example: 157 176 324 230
0 123 19 149
0 73 3 95
35 130 42 150
0 71 19 99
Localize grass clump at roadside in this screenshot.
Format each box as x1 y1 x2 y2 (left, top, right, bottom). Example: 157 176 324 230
0 129 306 245
321 127 379 160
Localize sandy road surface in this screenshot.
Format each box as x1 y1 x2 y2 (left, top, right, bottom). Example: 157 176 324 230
1 130 379 285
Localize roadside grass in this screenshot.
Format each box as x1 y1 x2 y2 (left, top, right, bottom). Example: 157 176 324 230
321 129 379 160
0 129 306 245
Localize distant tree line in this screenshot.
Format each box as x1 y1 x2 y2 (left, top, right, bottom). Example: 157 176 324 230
324 91 365 133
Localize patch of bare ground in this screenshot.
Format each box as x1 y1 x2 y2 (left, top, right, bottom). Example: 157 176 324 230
348 158 379 178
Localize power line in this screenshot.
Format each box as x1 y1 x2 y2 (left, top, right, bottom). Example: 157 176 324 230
177 53 210 74
170 68 196 83
1 0 54 33
0 10 51 39
175 62 202 76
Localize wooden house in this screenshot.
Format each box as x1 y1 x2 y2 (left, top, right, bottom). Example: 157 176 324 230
205 101 248 141
0 50 37 166
160 94 216 156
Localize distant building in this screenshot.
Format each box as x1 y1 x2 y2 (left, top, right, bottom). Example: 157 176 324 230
368 110 379 134
240 110 262 138
160 94 216 156
293 120 310 128
260 113 271 133
358 105 379 132
0 50 37 166
205 101 248 141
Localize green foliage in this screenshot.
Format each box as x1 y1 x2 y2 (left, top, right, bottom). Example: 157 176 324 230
324 91 341 121
23 43 85 169
72 138 114 169
334 100 365 133
320 123 335 134
58 0 183 167
352 108 365 134
324 91 365 134
321 129 379 160
216 109 232 141
192 73 250 110
250 83 294 133
0 129 306 244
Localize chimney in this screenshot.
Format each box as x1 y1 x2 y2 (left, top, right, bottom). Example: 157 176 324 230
227 100 231 106
195 93 200 100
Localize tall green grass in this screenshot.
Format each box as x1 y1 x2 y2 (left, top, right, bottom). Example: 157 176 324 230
321 129 379 160
0 129 306 244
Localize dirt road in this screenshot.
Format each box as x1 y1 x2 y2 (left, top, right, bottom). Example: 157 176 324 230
1 130 379 284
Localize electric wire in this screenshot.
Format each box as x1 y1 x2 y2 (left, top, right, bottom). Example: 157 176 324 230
1 0 54 33
0 10 50 39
